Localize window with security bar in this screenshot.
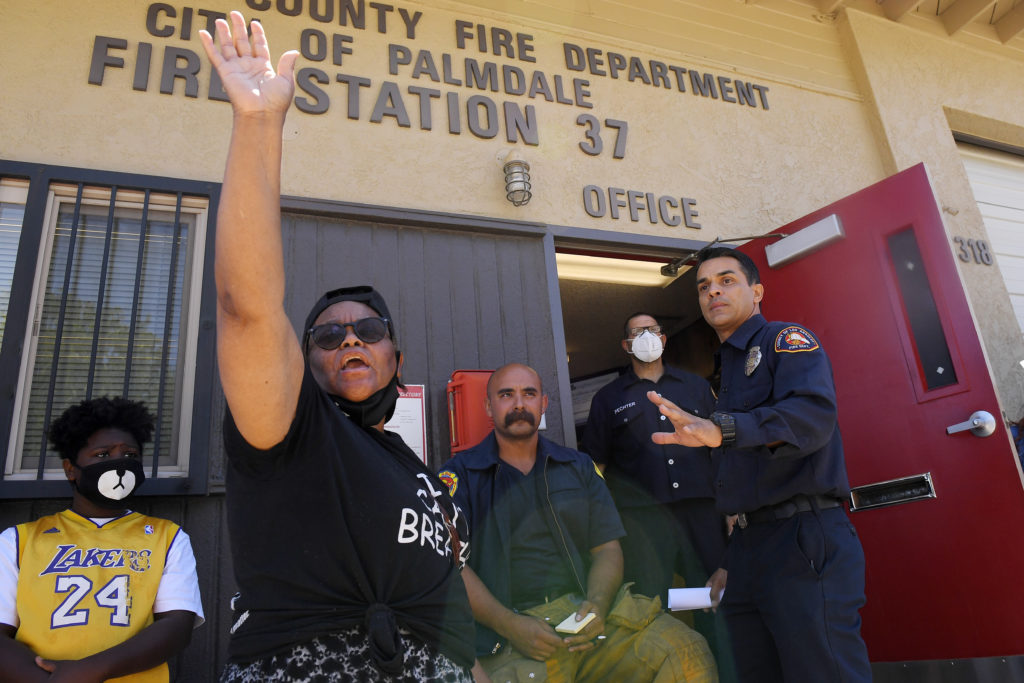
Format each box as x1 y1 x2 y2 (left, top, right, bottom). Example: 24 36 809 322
0 167 214 492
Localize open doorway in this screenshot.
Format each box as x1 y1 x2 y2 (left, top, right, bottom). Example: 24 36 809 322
555 248 718 442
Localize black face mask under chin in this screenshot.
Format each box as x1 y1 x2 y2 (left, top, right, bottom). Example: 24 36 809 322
331 370 401 429
73 458 146 510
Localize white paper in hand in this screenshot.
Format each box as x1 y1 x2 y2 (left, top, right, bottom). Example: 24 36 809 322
554 611 596 634
667 587 714 611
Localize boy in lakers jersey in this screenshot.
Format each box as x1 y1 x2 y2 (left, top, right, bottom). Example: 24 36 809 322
0 398 203 682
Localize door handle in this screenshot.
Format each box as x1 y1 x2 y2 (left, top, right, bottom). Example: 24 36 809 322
946 410 996 437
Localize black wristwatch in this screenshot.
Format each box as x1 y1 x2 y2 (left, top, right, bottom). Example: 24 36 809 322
710 411 736 446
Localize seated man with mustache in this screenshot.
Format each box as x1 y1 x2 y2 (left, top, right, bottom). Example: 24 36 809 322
438 363 716 682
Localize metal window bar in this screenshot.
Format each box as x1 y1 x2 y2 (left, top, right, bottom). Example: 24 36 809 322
151 193 184 478
30 185 184 478
85 185 119 399
35 183 86 478
122 189 151 396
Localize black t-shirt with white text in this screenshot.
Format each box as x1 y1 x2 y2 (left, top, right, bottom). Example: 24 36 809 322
223 368 475 669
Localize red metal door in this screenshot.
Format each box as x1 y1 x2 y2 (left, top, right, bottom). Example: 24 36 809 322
737 163 1024 661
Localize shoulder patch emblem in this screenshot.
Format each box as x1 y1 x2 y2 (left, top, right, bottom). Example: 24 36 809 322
775 326 819 353
438 470 458 497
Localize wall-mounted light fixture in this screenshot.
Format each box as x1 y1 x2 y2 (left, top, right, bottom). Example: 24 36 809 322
503 151 532 206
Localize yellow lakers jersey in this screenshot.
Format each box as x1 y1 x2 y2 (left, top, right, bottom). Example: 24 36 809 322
15 510 179 683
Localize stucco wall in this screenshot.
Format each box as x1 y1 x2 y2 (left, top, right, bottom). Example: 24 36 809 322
842 8 1024 420
2 0 1020 414
1 1 881 236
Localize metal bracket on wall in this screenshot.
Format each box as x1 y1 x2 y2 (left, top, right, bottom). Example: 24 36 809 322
659 233 790 277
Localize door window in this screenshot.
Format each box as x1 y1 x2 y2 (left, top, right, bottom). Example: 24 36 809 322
887 229 958 391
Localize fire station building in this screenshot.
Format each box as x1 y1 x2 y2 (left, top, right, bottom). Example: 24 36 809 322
3 1 1024 679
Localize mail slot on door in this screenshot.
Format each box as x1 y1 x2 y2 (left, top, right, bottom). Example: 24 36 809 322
849 472 937 512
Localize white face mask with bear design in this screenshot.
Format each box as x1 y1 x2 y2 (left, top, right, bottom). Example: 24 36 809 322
628 330 664 363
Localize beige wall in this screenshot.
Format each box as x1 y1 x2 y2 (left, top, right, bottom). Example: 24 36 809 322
1 1 881 233
2 0 1022 414
841 8 1024 421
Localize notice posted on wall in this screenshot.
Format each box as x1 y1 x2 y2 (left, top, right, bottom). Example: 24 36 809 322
385 384 427 464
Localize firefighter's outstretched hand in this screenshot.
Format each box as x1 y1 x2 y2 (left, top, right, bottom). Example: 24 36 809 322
648 391 723 448
198 11 298 116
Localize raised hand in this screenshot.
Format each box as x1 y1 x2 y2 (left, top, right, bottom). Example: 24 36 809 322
198 11 298 116
648 390 723 448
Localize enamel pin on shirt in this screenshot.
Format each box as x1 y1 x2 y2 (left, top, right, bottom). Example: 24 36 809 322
745 346 762 376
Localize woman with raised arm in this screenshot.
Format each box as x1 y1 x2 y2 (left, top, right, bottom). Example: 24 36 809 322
199 12 480 682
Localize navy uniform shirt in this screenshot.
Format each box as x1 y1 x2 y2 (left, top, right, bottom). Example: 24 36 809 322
582 365 716 508
713 314 852 514
438 433 624 657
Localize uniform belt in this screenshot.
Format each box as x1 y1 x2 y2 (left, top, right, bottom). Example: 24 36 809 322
735 494 844 529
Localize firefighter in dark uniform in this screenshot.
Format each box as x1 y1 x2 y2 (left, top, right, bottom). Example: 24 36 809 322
581 313 732 679
648 246 872 683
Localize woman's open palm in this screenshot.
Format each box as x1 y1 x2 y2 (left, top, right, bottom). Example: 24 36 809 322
199 11 298 116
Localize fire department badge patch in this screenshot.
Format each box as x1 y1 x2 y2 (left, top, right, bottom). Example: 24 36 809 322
438 470 458 497
774 326 819 353
745 346 762 376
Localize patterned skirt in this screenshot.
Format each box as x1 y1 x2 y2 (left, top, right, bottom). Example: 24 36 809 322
220 626 473 683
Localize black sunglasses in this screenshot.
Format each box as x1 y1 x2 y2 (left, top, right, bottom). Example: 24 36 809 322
308 317 391 349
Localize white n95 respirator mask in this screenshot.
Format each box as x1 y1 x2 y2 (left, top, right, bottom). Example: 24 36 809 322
629 330 664 363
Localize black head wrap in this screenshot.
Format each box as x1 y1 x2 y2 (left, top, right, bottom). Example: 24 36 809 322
303 285 403 428
302 285 397 352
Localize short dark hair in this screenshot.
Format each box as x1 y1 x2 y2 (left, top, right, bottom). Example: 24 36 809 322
695 246 761 286
48 397 155 462
622 312 660 339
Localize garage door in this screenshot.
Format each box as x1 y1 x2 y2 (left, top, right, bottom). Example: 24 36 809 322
959 143 1024 335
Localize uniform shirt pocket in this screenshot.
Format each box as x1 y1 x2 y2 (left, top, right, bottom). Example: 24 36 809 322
610 408 646 469
734 377 773 411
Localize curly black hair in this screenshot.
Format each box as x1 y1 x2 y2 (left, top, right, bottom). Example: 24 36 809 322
47 397 155 462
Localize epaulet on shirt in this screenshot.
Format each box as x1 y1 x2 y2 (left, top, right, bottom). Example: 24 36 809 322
774 325 820 353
